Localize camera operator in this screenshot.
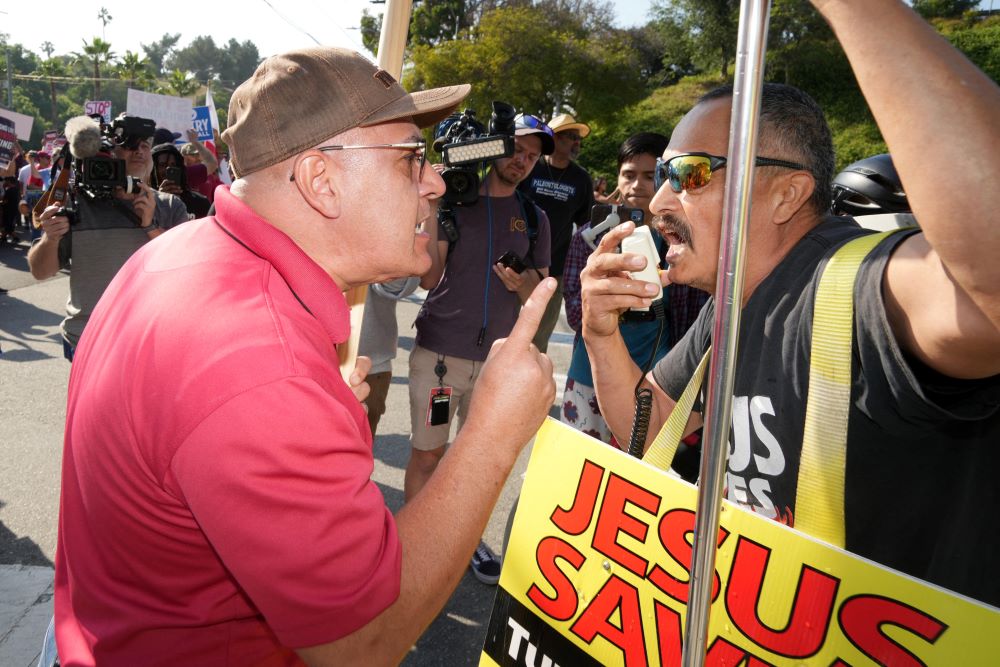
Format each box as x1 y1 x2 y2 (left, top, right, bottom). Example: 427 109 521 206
406 113 553 585
150 142 210 219
27 113 188 361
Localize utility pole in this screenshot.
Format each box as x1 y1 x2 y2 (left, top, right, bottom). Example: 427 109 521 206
4 44 13 108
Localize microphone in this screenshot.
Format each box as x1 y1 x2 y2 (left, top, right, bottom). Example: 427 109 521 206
65 116 103 159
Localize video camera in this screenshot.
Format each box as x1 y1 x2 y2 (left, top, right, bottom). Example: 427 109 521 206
74 113 154 200
433 101 516 206
34 113 154 226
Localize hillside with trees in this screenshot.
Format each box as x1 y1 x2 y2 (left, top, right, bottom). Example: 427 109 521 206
0 7 261 148
363 0 1000 183
2 1 997 181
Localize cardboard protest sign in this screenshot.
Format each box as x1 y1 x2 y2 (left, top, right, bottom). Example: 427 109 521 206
126 89 192 137
41 130 65 158
0 116 17 168
481 419 1000 666
0 107 35 140
84 100 113 124
191 106 213 143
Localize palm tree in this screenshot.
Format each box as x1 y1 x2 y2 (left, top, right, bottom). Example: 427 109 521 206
116 50 154 91
97 8 113 41
160 69 199 98
76 37 115 99
33 59 66 124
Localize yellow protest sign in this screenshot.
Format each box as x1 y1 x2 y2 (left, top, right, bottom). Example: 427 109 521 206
481 419 1000 666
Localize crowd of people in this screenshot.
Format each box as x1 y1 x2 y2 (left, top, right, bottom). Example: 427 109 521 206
4 0 996 663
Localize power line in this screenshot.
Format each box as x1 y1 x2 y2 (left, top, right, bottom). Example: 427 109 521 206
258 0 322 46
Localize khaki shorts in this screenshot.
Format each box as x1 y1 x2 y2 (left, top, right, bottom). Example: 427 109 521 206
408 345 483 451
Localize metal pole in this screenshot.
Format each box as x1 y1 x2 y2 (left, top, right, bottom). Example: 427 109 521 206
4 44 13 108
338 0 414 381
680 0 771 664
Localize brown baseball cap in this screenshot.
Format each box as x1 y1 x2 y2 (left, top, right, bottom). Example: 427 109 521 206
223 46 470 177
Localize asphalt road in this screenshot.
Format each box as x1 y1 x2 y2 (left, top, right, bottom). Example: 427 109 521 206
0 232 574 665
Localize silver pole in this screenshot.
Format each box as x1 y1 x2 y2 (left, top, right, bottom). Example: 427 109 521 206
680 0 771 664
4 44 13 109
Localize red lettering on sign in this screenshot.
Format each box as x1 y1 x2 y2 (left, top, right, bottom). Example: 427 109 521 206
527 536 585 621
725 536 839 658
648 509 730 604
551 459 605 535
571 575 647 667
838 595 947 666
592 473 661 578
705 637 776 666
654 600 683 667
654 603 777 667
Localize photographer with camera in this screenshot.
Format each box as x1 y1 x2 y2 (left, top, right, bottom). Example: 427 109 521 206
150 141 211 219
27 113 188 361
406 110 553 585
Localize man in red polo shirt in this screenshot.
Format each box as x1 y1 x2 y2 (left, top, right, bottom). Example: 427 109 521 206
54 47 557 666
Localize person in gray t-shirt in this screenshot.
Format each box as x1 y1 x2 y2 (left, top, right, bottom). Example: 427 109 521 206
28 115 189 360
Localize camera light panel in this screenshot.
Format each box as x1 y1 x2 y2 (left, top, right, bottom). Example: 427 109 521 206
443 136 513 167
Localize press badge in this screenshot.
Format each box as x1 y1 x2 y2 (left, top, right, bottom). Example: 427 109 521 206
427 386 453 426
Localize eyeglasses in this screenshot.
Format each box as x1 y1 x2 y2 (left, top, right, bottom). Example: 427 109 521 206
654 152 807 193
317 141 427 180
514 114 554 138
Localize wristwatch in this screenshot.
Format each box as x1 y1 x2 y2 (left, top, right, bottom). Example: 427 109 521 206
141 218 160 232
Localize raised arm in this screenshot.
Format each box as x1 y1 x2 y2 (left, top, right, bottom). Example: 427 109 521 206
297 279 557 666
581 222 677 445
185 129 220 175
813 0 1000 378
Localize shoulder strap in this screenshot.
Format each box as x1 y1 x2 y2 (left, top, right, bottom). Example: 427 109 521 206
794 229 900 548
642 350 711 471
641 229 904 551
514 189 539 268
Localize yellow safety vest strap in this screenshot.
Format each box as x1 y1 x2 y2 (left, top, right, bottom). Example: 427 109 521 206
795 230 897 548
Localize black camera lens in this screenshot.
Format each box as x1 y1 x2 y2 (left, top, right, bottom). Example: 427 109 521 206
445 170 473 195
442 168 480 206
87 158 116 181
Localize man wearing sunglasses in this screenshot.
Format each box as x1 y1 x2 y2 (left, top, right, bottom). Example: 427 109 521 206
580 0 1000 608
53 47 558 665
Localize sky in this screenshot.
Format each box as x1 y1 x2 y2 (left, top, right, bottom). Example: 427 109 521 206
0 0 655 62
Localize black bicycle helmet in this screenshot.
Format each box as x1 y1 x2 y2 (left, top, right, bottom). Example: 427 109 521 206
831 154 909 216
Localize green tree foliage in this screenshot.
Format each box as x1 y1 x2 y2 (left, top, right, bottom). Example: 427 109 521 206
651 0 739 80
944 19 1000 82
141 33 181 76
160 69 199 98
116 51 156 91
407 4 645 129
216 39 261 88
168 36 221 82
75 37 115 99
581 74 722 179
33 59 67 125
913 0 979 19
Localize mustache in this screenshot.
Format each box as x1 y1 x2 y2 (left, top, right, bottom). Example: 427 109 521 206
654 214 693 247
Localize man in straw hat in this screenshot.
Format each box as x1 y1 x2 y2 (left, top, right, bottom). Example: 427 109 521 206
518 112 595 352
54 46 557 665
581 0 1000 606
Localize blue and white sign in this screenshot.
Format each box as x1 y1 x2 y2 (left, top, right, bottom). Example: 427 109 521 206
191 106 214 143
